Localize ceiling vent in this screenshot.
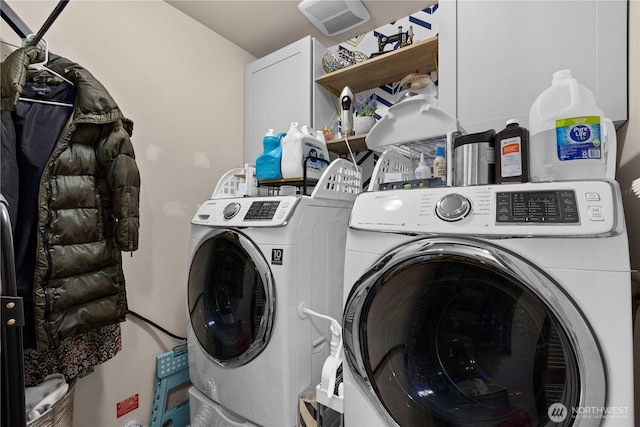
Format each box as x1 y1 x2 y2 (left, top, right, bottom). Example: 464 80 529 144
298 0 370 36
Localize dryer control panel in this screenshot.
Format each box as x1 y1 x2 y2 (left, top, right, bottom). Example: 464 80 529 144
191 196 300 227
350 180 623 237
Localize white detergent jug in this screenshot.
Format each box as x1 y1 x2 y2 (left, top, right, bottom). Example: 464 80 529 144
281 123 330 180
281 122 305 180
302 126 330 180
528 69 616 182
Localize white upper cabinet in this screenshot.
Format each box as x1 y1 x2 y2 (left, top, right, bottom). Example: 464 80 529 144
438 0 627 134
244 36 334 165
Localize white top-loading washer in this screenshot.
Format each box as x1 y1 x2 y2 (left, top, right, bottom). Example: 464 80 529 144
342 180 634 427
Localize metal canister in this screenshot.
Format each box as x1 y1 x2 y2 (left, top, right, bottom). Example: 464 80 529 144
453 129 496 186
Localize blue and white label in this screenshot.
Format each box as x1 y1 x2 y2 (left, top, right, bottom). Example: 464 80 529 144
556 116 601 161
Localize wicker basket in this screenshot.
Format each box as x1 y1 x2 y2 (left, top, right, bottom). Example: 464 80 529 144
322 49 368 73
27 379 75 427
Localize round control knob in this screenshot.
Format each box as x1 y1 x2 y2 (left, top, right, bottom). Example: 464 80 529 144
435 193 471 222
223 202 241 220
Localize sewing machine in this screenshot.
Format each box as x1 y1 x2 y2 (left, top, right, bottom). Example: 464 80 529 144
372 25 414 57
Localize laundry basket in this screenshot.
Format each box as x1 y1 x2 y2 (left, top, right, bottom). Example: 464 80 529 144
27 379 76 427
211 167 247 199
367 132 461 191
311 158 362 201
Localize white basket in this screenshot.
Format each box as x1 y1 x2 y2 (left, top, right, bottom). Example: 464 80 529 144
368 135 456 191
211 168 245 199
212 159 362 201
211 165 258 199
368 146 413 191
311 158 362 201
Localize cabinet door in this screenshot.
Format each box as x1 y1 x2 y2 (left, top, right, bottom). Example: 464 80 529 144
439 0 627 134
244 37 313 165
244 37 333 165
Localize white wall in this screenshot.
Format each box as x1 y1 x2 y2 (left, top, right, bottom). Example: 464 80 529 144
622 1 640 424
619 0 639 281
1 1 255 425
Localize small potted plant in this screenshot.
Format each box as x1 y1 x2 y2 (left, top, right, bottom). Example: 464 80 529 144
354 94 377 135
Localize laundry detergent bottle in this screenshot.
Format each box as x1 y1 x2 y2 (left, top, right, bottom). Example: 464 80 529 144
256 129 285 181
528 69 616 182
280 122 305 179
301 125 330 180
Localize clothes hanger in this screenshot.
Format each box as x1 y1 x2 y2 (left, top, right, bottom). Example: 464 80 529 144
23 35 74 86
17 97 74 108
18 35 74 108
23 0 72 87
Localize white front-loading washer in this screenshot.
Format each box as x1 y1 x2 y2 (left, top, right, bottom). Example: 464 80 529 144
187 160 360 426
342 180 634 426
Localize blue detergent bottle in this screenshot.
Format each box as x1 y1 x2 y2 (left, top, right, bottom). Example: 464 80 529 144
256 129 286 181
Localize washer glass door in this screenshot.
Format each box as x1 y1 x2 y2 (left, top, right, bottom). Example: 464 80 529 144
188 229 274 367
343 237 604 427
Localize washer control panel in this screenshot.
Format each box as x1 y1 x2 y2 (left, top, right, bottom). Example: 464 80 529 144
350 181 621 237
192 196 300 227
495 190 579 224
244 201 281 220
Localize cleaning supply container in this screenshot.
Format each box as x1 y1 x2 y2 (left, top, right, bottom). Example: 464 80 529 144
495 120 529 184
256 129 285 181
433 145 447 186
281 122 305 179
414 153 431 179
529 69 616 182
452 130 495 186
281 122 330 180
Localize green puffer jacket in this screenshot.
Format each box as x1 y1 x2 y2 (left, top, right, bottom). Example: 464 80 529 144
1 46 140 350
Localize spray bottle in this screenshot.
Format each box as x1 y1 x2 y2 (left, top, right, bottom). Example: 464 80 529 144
298 303 344 414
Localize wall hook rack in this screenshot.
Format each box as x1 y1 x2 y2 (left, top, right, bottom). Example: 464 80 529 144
1 0 70 44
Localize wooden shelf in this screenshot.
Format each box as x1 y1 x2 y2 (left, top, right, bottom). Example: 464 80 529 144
317 37 438 154
315 36 439 97
326 134 368 155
